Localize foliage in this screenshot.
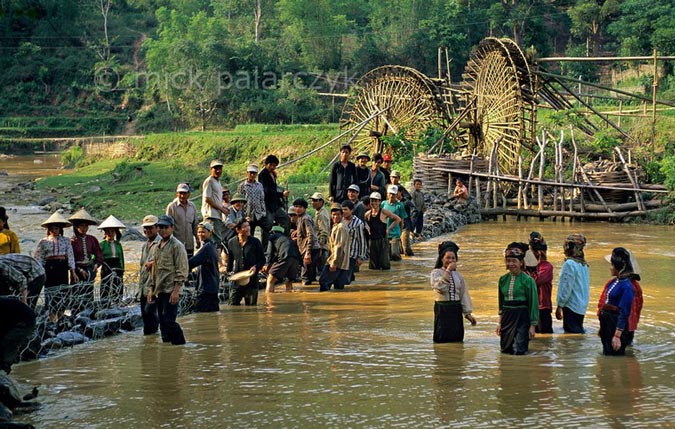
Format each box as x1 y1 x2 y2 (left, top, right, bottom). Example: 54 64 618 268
60 145 84 169
660 155 675 191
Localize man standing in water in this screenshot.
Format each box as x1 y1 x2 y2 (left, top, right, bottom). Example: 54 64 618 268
148 215 187 345
189 222 220 312
202 160 229 247
167 183 199 257
328 144 356 204
319 203 350 291
139 215 160 335
258 155 290 235
293 198 321 286
310 192 331 267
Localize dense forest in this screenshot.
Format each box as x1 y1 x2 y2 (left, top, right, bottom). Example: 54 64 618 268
1 0 675 134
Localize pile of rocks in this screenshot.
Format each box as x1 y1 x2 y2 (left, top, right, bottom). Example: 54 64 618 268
417 193 481 240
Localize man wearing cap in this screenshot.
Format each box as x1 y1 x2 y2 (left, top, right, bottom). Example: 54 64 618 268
391 172 414 256
370 153 387 194
225 193 247 244
202 160 229 247
262 225 301 293
341 201 367 285
237 163 271 248
381 153 393 184
355 152 372 197
69 208 104 309
329 144 357 204
293 198 321 285
167 183 199 257
381 185 407 261
310 192 331 266
148 215 187 345
139 215 160 335
318 203 350 291
258 155 291 236
226 219 265 305
188 222 220 312
346 184 367 221
365 192 401 270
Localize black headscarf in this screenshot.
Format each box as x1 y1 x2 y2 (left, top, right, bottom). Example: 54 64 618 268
435 241 460 268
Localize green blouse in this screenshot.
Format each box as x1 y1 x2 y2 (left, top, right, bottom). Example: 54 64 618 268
100 240 124 270
498 271 539 325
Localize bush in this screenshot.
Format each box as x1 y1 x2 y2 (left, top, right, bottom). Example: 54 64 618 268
61 145 84 168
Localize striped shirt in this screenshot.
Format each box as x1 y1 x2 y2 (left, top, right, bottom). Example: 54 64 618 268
238 180 266 221
0 254 45 293
34 235 76 270
344 216 367 261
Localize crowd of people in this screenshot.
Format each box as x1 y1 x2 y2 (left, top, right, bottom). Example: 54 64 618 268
431 232 643 357
0 146 644 359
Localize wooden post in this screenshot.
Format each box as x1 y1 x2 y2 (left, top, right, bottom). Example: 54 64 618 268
538 133 546 211
618 99 623 128
651 48 658 157
517 156 523 210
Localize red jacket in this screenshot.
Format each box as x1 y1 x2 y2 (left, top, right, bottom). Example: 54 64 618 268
529 260 553 310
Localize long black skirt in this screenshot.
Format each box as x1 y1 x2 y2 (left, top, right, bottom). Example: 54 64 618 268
599 310 630 356
433 301 464 343
500 306 530 355
44 259 69 313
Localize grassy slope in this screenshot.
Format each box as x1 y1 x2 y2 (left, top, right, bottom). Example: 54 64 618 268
36 124 340 222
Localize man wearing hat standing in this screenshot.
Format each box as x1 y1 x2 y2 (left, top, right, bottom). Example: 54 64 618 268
370 153 387 194
238 163 271 248
354 152 372 197
381 185 407 261
225 193 247 245
293 198 321 285
381 153 393 185
188 222 220 312
318 203 351 291
262 225 301 293
167 183 199 257
310 192 331 267
341 200 367 285
390 171 414 257
139 215 160 335
148 215 187 345
346 184 367 221
226 219 265 305
258 155 291 236
329 144 357 204
69 208 104 309
202 160 229 247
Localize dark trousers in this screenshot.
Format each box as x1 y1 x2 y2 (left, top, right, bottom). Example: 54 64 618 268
301 248 322 283
140 294 159 335
369 238 390 270
346 258 358 285
318 265 349 291
156 293 185 345
412 213 424 235
562 307 585 333
196 292 220 312
0 297 36 374
229 280 259 306
536 309 553 334
250 215 272 248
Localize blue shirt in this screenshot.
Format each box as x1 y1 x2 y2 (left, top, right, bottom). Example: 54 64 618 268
604 277 634 330
380 200 406 239
557 259 590 315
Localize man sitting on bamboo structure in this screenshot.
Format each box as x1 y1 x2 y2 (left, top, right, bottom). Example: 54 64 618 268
453 178 469 202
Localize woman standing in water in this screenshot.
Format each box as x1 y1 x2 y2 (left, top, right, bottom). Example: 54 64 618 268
431 241 477 343
34 212 79 321
527 232 553 334
556 234 590 333
496 242 539 355
99 215 126 307
597 247 635 356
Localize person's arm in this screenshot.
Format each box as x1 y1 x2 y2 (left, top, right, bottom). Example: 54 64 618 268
171 243 188 304
380 208 401 235
264 238 274 266
255 239 266 272
556 261 573 309
534 261 553 286
92 237 104 269
66 239 79 282
355 222 367 262
10 231 20 254
188 244 207 269
118 242 125 271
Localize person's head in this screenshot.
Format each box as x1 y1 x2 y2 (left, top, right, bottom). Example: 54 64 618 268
222 188 230 203
141 215 159 240
413 179 422 190
369 192 381 209
288 207 297 225
176 183 190 204
356 152 370 168
42 212 70 237
435 241 459 269
293 198 308 216
382 154 392 169
310 192 324 210
234 218 251 239
504 242 528 274
47 225 63 237
529 231 547 261
563 233 586 259
372 153 383 171
390 170 401 184
330 203 343 224
210 160 223 179
347 184 360 202
197 222 213 242
341 200 354 220
455 178 464 186
608 247 634 278
230 193 247 211
246 164 259 182
103 227 121 241
0 207 7 229
157 215 175 239
264 155 280 172
339 144 352 163
386 185 398 203
73 221 90 235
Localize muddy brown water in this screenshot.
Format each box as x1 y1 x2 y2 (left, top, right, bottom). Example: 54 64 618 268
3 155 675 428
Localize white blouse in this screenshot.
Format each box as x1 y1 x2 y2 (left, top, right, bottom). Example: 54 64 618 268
34 235 76 270
430 268 473 315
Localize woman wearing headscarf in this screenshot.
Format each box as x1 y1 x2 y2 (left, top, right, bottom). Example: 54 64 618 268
496 242 539 355
597 247 635 356
431 241 477 343
556 234 590 333
34 212 79 321
0 207 20 255
527 232 554 334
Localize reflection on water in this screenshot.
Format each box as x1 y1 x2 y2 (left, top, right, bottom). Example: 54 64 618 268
10 220 675 428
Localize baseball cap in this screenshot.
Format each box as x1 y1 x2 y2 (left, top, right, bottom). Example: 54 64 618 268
141 215 158 227
197 222 213 232
347 184 360 193
369 192 382 200
310 192 324 201
390 170 401 178
176 183 190 193
287 206 297 215
387 185 398 194
157 215 175 227
330 202 343 212
210 160 224 168
271 225 285 233
246 164 259 173
382 154 392 162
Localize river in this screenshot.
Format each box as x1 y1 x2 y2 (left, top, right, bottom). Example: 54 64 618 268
3 155 675 428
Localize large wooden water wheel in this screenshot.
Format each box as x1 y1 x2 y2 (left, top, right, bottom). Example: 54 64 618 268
338 65 448 154
460 37 534 176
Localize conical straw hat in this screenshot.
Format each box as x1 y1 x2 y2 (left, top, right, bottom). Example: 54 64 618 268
41 211 72 228
98 215 126 230
69 208 98 225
